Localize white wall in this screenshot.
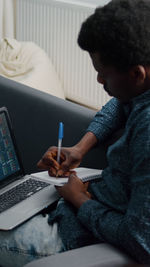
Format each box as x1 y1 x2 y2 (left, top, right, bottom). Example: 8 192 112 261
0 0 16 40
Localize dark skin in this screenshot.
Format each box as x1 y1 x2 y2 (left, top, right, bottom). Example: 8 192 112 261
56 173 92 209
37 131 98 176
38 52 150 209
37 132 97 208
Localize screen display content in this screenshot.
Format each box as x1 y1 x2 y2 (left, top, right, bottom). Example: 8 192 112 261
0 113 20 181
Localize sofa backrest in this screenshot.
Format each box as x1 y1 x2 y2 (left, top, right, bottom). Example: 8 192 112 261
0 76 108 173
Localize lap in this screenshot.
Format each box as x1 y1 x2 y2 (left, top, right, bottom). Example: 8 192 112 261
0 213 63 267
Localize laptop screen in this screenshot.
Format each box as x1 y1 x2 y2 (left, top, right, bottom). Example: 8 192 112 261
0 112 21 182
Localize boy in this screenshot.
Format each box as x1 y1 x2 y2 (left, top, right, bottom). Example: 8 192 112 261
1 0 150 265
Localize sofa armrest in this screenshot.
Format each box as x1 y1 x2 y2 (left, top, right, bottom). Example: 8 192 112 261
24 243 133 267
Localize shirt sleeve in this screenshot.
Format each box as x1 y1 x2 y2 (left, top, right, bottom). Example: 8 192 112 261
77 182 150 264
87 97 126 142
77 114 150 264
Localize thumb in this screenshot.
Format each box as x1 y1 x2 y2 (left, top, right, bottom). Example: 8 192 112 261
67 172 79 183
84 181 89 191
86 191 92 199
68 172 78 181
60 157 73 171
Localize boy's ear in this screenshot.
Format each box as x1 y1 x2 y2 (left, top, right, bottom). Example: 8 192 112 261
129 65 146 85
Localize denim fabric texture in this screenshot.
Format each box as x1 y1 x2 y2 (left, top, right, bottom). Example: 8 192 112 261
0 214 63 267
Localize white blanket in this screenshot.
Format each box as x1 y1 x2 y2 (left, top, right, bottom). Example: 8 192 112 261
0 38 65 99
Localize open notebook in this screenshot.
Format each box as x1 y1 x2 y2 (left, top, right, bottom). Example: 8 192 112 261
31 167 102 186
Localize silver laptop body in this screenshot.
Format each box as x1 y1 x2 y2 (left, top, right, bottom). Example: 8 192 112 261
0 107 59 230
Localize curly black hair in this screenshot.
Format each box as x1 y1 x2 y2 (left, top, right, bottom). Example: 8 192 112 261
78 0 150 70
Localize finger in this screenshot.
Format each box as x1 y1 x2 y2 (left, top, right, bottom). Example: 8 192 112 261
48 167 57 177
48 148 65 163
48 146 57 152
57 169 66 177
84 181 89 191
48 150 65 168
86 192 92 198
37 160 49 170
56 169 76 177
68 172 82 184
44 150 57 161
43 151 60 170
69 172 78 179
60 155 76 171
60 161 69 171
60 153 66 164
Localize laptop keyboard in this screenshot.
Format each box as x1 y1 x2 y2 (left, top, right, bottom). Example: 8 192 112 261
0 178 49 214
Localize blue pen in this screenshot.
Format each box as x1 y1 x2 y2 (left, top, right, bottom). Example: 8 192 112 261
57 122 64 164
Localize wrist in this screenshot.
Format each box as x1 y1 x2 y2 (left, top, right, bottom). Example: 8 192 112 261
73 144 86 158
74 132 98 157
71 192 90 209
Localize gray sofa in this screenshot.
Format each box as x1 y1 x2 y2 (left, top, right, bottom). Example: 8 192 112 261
0 76 136 266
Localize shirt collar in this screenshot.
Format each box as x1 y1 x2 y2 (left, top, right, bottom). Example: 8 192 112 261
130 90 150 106
121 90 150 117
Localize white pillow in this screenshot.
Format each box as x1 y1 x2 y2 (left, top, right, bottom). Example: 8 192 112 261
0 38 65 99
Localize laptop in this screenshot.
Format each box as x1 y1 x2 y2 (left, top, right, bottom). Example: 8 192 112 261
0 107 59 230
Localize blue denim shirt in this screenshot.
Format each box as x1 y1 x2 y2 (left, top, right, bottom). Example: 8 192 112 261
48 90 150 264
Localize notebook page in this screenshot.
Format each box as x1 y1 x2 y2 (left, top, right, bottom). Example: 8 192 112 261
31 167 102 186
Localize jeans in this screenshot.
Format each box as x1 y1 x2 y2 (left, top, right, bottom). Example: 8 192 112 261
0 213 64 267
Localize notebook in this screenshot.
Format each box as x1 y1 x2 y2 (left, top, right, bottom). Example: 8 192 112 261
0 107 59 230
31 167 102 186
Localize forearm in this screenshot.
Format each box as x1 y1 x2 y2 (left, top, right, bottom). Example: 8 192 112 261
73 131 98 158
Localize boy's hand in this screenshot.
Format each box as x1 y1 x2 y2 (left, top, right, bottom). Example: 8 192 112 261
37 148 64 176
56 173 92 208
37 146 83 177
37 132 98 178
